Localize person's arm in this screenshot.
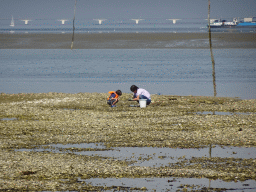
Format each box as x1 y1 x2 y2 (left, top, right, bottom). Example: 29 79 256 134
132 95 140 101
112 98 119 105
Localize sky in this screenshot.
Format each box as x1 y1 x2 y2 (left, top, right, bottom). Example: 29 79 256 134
0 0 256 20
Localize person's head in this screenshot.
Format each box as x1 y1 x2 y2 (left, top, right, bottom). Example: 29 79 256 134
116 90 122 96
130 85 138 93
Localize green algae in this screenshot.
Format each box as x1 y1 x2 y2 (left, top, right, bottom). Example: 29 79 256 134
0 92 256 190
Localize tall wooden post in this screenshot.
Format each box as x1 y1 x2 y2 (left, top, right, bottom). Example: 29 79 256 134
208 0 217 97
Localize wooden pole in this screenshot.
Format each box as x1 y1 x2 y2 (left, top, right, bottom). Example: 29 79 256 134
71 0 77 50
208 0 217 97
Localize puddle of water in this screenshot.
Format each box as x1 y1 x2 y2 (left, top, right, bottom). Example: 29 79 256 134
16 143 256 167
0 118 39 121
16 143 106 153
196 111 255 115
16 144 256 191
63 108 80 111
0 118 18 121
81 177 256 192
51 143 105 149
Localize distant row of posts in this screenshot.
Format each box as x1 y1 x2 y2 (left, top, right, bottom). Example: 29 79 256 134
10 18 182 26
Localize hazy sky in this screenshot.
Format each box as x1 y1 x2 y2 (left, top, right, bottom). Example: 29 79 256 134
1 0 256 20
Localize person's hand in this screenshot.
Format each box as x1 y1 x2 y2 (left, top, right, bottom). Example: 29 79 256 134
128 98 133 101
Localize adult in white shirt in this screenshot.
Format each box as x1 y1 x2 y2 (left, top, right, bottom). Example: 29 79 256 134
130 85 151 105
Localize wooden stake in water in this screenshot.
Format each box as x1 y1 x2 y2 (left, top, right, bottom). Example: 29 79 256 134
71 0 77 50
208 0 217 97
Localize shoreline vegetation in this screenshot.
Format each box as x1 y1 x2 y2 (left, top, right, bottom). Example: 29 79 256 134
1 32 256 49
0 92 255 190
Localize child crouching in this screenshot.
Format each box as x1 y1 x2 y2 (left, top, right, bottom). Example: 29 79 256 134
107 90 122 107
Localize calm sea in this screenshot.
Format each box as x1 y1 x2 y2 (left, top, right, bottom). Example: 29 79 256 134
1 18 255 99
0 49 255 99
1 18 256 33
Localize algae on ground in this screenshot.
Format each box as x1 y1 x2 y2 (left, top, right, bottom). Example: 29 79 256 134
0 92 255 190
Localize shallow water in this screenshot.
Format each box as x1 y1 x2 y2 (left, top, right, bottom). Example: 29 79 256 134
195 111 255 115
17 143 256 167
81 177 256 192
1 49 256 99
0 118 18 121
15 143 256 191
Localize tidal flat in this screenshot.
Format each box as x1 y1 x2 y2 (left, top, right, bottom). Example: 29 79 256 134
1 33 256 49
0 92 255 191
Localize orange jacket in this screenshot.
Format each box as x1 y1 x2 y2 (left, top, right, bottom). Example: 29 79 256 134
107 91 119 100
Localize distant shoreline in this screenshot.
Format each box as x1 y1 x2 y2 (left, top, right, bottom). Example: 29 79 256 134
1 32 256 49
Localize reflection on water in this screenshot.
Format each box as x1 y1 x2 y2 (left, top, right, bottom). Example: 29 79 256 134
15 143 256 191
81 177 256 192
16 143 256 167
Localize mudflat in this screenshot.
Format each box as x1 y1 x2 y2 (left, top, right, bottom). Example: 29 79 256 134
1 32 255 49
0 92 256 190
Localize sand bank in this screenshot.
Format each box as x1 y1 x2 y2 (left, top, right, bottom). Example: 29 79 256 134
1 32 256 49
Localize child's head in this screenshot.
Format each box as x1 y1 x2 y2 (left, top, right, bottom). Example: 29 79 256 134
116 90 122 96
130 85 138 93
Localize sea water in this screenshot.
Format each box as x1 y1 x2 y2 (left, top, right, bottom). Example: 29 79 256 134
1 18 256 33
0 49 255 99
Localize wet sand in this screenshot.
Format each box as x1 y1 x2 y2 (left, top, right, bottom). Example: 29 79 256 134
1 32 256 49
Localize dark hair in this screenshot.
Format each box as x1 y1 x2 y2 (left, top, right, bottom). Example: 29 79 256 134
130 85 138 92
116 90 122 96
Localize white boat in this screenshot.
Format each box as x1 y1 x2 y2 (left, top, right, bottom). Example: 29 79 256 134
208 18 239 28
209 21 223 28
10 16 14 27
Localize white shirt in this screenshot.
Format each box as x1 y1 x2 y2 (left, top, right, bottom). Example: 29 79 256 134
136 88 151 99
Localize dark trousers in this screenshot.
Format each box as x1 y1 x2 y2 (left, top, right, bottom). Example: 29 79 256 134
133 95 151 105
107 98 118 105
